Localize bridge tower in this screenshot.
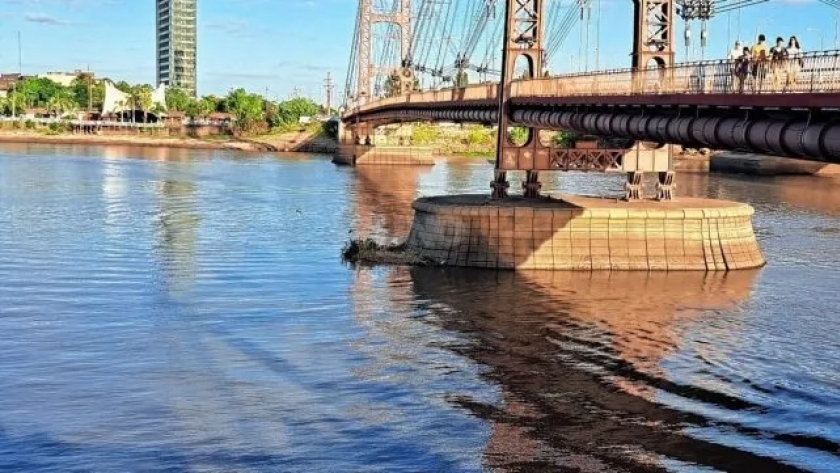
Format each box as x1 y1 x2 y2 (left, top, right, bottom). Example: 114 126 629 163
356 0 412 105
627 0 677 199
492 0 548 199
631 0 675 69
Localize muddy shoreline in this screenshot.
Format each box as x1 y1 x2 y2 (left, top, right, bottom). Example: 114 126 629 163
0 132 338 154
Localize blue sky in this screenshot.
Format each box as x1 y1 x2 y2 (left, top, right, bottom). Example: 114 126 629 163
0 0 355 99
0 0 836 100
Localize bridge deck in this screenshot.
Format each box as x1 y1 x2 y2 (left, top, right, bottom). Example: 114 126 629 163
345 50 840 117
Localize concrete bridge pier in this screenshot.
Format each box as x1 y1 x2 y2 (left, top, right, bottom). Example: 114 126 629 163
333 120 436 166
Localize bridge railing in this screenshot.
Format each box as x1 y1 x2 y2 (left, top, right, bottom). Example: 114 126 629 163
352 83 497 114
350 50 840 116
514 49 840 97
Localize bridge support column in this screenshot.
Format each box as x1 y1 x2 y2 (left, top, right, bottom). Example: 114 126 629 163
624 172 644 200
492 0 547 199
621 142 676 200
522 171 542 198
656 171 676 201
491 171 510 199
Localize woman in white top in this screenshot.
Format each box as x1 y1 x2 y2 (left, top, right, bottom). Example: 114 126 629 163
787 36 803 90
728 41 743 92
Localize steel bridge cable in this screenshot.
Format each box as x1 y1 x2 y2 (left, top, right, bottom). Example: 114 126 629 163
459 1 502 74
459 0 494 66
546 0 589 64
434 0 459 81
407 0 434 64
415 0 450 83
344 4 362 103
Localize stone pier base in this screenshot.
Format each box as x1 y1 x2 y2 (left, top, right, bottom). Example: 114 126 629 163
333 144 436 166
406 194 765 271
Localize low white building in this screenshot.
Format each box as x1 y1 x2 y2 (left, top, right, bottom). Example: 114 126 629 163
38 71 91 87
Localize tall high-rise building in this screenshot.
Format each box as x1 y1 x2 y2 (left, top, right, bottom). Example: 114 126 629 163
156 0 197 97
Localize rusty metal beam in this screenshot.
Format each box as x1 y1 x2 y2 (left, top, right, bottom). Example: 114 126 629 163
632 0 675 69
494 0 547 197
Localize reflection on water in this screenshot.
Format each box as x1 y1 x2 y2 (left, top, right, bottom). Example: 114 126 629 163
351 166 426 241
410 268 781 471
1 145 839 472
154 178 199 291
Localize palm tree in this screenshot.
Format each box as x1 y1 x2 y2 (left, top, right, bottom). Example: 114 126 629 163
47 89 76 118
126 85 154 124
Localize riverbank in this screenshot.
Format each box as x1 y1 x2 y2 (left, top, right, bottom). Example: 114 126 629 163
0 130 340 154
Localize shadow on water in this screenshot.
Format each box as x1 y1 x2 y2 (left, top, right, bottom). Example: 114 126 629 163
408 267 826 472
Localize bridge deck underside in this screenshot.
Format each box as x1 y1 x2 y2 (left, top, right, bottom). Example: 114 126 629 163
345 93 840 165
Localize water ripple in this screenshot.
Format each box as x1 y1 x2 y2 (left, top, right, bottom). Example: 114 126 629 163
1 145 839 472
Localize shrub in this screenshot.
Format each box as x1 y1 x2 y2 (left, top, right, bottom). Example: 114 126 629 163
411 124 440 145
465 126 493 146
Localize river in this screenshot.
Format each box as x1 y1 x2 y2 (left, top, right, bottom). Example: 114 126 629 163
0 143 839 472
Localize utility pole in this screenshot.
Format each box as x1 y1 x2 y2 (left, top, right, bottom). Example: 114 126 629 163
323 72 335 116
13 31 22 118
87 65 92 114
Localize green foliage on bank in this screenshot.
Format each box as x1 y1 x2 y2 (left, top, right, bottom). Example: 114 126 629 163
0 73 328 136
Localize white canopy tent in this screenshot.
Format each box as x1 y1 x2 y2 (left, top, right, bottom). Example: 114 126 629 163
102 81 167 117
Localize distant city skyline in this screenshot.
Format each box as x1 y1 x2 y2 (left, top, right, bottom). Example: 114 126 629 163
0 0 836 99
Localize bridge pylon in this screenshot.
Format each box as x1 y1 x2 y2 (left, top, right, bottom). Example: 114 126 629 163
492 0 549 199
626 0 678 200
355 0 412 106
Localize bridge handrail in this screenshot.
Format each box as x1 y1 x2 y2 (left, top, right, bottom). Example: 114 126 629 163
516 49 840 97
348 49 840 116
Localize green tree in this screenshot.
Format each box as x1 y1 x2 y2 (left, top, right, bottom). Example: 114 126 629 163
165 87 193 112
508 127 529 146
69 76 104 111
454 70 469 88
552 131 576 147
197 96 216 119
114 81 132 94
47 88 76 117
279 97 319 120
224 88 265 132
151 102 167 122
132 84 153 123
383 75 400 97
12 77 65 109
184 100 200 121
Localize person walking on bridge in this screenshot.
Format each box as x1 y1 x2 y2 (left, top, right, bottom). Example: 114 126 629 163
735 47 752 93
728 40 744 92
786 36 803 90
751 34 770 92
770 37 789 91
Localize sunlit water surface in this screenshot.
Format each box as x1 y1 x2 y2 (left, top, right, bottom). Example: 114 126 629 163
1 143 839 472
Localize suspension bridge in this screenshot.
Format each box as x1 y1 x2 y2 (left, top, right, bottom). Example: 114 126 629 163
337 0 840 271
